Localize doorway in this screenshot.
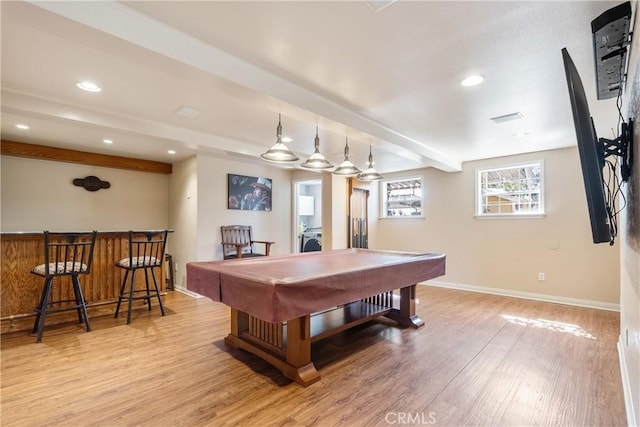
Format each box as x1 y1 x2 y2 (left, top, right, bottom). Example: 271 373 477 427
350 187 369 248
294 179 322 253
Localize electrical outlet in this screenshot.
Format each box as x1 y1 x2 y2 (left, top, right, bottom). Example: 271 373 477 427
538 272 545 281
174 263 178 272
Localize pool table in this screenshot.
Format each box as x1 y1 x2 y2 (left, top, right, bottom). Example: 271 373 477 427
187 248 446 386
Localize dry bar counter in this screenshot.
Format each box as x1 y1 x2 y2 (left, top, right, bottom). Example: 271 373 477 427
187 248 446 386
0 230 169 333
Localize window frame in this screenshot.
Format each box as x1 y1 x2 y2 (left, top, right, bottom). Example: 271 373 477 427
379 175 425 219
475 161 545 219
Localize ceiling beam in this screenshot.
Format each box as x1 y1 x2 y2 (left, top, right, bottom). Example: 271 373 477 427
1 140 172 174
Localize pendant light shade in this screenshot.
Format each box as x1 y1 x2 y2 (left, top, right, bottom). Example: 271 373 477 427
333 138 362 176
357 145 384 181
260 114 299 163
300 126 334 170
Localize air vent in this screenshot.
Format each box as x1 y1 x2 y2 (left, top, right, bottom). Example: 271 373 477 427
489 112 524 124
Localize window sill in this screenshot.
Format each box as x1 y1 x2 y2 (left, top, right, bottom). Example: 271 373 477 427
474 213 546 220
378 216 425 221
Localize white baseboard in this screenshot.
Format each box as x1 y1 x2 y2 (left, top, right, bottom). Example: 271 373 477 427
618 338 638 427
423 280 620 312
175 288 204 299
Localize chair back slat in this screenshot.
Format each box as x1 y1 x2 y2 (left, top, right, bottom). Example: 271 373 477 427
42 231 97 276
126 230 168 269
221 225 254 258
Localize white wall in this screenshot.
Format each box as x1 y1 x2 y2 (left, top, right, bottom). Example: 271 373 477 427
370 147 620 306
0 156 168 231
619 7 640 423
328 174 349 250
169 154 292 290
167 156 198 289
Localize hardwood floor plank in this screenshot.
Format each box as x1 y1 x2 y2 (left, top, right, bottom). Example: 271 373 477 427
421 291 626 426
0 286 626 426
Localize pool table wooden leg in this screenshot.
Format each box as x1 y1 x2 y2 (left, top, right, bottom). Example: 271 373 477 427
385 284 425 328
284 315 321 386
225 310 320 386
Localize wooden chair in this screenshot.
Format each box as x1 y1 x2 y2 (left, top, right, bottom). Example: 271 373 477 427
115 230 168 324
221 225 274 259
30 231 97 343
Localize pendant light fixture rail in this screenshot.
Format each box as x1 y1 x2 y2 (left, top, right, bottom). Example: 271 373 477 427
260 115 383 181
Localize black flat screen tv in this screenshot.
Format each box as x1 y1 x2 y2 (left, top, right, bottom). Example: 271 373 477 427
561 47 612 244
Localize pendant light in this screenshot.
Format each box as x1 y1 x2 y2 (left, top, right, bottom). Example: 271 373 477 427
260 114 299 163
357 145 384 181
300 126 334 170
333 138 361 176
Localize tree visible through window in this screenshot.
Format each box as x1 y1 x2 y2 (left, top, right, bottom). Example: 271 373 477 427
477 163 544 216
382 177 423 217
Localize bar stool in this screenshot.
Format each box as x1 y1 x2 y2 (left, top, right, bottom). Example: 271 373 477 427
115 230 168 324
31 231 97 343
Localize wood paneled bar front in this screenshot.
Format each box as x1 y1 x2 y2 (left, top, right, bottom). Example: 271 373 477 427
1 231 168 334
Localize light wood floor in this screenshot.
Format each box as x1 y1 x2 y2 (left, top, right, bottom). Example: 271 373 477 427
0 286 626 426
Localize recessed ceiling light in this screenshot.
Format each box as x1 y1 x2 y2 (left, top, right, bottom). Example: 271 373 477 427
102 139 113 144
281 136 293 143
76 81 102 92
15 124 30 130
167 150 176 155
460 75 485 87
513 132 529 138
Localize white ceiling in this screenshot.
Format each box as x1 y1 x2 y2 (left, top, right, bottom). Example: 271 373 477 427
0 1 625 174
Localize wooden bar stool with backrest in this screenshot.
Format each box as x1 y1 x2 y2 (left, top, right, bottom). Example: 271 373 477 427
115 230 168 324
30 231 97 343
220 225 274 259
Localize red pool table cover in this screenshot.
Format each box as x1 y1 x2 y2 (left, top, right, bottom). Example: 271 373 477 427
186 248 446 323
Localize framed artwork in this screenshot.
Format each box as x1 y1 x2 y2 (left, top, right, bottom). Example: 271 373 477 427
227 174 272 211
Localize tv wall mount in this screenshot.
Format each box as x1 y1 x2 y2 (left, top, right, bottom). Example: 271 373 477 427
600 119 634 183
592 1 633 100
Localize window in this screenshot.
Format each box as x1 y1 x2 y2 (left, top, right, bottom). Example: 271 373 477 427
477 162 544 217
381 176 423 218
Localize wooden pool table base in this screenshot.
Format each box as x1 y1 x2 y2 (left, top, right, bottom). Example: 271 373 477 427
224 284 424 386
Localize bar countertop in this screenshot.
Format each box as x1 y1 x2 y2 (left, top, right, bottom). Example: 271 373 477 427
1 229 172 236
